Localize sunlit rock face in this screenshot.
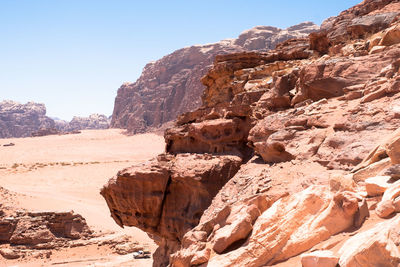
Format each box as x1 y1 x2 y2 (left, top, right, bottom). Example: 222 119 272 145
102 1 400 266
0 100 55 138
110 22 319 134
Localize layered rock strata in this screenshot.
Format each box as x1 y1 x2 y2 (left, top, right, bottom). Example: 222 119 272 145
102 0 400 266
111 22 319 134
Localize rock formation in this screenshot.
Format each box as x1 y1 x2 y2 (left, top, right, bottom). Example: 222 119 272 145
0 186 146 261
55 114 110 132
110 22 319 134
0 100 56 138
102 0 400 266
0 100 110 138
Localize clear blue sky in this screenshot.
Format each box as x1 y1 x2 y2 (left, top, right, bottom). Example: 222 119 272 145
0 0 361 120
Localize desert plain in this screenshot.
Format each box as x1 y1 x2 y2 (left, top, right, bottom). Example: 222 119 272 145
0 129 164 266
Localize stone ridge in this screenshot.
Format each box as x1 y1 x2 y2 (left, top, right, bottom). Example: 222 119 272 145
110 22 319 134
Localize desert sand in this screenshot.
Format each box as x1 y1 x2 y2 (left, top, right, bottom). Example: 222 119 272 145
0 129 164 266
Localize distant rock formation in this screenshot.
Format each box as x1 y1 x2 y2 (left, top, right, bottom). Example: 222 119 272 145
111 22 319 134
0 100 110 138
0 100 55 138
55 114 110 132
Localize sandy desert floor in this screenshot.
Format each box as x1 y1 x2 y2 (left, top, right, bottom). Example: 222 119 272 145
0 129 165 266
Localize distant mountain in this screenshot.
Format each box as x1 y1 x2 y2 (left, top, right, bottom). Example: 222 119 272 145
0 100 110 138
0 100 55 138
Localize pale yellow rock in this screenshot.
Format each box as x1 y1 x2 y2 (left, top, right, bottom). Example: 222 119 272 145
353 158 391 182
376 180 400 218
301 250 339 267
339 217 400 267
207 186 360 267
365 175 392 197
386 133 400 164
369 45 386 54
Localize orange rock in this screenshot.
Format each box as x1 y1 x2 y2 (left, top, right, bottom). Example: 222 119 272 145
339 216 400 267
376 180 400 218
189 186 362 267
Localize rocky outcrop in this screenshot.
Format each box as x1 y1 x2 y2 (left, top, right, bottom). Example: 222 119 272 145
102 1 400 266
0 100 56 138
338 216 400 267
310 0 400 54
111 22 319 134
172 186 362 267
55 114 110 132
0 209 92 253
0 100 110 138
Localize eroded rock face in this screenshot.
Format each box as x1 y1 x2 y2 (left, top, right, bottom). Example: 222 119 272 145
0 210 92 247
0 100 110 138
172 186 362 267
101 153 242 265
0 100 56 138
338 216 400 267
102 1 400 266
110 23 319 134
310 0 400 55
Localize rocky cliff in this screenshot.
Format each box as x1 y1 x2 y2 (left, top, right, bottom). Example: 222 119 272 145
0 100 56 138
110 22 319 134
102 0 400 266
0 100 110 138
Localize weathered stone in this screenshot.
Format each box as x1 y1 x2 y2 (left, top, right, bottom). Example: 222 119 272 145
301 250 339 267
376 180 400 218
0 100 55 138
101 153 242 259
380 24 400 46
365 175 392 196
0 248 20 259
111 23 318 134
339 216 400 267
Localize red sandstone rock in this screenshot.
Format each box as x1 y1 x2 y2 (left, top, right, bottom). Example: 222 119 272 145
111 23 318 134
0 210 92 248
101 2 400 267
101 153 242 265
310 0 400 55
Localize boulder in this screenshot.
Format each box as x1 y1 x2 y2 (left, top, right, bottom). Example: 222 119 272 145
376 180 400 218
381 164 400 180
365 175 392 196
380 24 400 46
0 248 20 259
176 186 362 267
339 217 400 267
